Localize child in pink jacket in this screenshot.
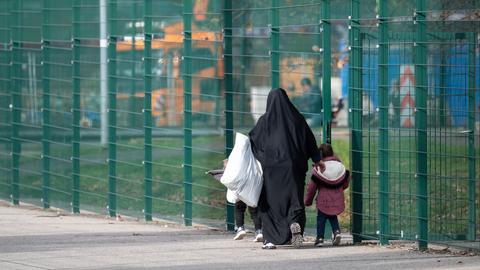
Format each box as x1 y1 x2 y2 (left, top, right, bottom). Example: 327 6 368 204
305 144 350 247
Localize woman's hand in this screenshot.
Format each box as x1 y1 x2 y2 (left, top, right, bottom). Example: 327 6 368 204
314 160 325 173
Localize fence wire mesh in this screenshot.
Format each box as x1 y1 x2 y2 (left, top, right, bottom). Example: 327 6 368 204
0 0 478 250
350 0 479 250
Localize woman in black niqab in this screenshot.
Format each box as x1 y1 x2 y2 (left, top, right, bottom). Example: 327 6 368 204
249 88 320 247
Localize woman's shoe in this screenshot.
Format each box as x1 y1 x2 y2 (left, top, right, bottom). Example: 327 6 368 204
290 222 303 248
262 242 276 249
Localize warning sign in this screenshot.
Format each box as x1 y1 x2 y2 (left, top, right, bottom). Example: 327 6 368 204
399 65 415 128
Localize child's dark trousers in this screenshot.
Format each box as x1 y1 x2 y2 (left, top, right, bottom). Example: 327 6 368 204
235 201 262 230
317 210 340 238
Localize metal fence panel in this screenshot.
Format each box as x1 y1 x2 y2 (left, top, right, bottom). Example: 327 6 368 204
74 0 108 215
41 0 73 210
350 0 479 250
0 0 478 250
11 0 43 206
0 0 12 201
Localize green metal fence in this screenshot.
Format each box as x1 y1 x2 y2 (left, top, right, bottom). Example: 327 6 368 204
349 0 479 250
0 0 11 202
0 0 478 251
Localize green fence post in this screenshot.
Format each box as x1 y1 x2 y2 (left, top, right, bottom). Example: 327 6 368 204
239 8 246 127
321 0 331 143
350 0 363 244
223 0 235 231
41 0 50 209
5 0 13 204
320 0 333 241
314 10 321 90
11 41 19 206
11 42 19 206
183 0 193 227
108 0 117 218
129 2 137 128
415 0 428 250
467 32 476 241
72 0 80 213
143 0 153 222
10 0 20 206
270 0 279 89
378 0 389 245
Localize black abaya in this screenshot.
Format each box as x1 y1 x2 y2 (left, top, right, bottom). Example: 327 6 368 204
249 88 320 245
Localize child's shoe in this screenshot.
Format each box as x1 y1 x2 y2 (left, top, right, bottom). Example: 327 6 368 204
234 226 246 240
254 229 264 242
314 237 324 247
290 222 303 248
332 231 341 246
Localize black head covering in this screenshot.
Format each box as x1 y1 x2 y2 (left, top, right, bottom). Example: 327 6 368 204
264 88 304 131
249 88 320 168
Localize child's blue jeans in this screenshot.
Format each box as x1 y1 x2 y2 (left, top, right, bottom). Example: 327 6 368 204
317 210 340 238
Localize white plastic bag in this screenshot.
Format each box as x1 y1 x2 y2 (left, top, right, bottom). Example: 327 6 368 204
220 132 263 207
226 189 238 204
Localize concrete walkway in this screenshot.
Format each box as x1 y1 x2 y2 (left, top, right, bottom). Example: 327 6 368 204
0 201 478 270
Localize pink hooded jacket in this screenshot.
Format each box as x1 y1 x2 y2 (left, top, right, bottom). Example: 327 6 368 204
304 156 350 216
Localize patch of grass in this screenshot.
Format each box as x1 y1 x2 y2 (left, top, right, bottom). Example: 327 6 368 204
71 136 226 221
354 134 480 239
